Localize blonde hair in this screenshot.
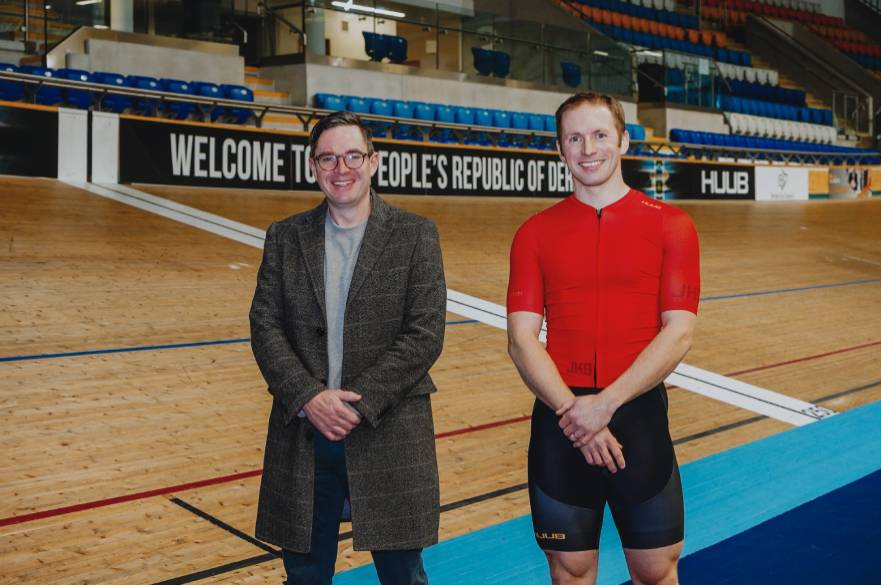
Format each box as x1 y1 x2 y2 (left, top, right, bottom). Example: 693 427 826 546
555 92 626 146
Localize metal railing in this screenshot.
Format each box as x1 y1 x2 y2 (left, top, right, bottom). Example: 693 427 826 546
833 90 873 136
3 69 878 164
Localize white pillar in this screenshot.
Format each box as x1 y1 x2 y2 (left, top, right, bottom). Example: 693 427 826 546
110 0 134 32
305 7 326 55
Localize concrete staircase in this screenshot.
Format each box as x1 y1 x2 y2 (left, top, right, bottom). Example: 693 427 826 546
245 65 306 132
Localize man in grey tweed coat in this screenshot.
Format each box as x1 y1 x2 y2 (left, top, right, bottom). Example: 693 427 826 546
249 111 446 584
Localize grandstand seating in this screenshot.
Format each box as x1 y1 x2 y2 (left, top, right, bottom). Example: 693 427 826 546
471 47 511 78
718 94 832 125
92 71 131 113
0 63 24 102
702 0 881 71
718 78 805 106
670 127 877 161
311 91 643 150
55 69 93 109
159 79 197 120
126 75 161 116
362 32 409 64
0 63 255 124
18 65 62 106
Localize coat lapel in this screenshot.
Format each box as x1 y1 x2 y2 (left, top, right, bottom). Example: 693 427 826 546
295 200 328 320
346 192 395 309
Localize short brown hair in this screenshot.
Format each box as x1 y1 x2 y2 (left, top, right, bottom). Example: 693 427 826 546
554 92 626 145
309 110 374 155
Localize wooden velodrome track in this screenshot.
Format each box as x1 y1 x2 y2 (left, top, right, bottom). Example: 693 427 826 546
2 174 881 583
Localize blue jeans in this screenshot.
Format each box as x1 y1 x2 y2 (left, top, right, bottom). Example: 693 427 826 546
282 433 428 585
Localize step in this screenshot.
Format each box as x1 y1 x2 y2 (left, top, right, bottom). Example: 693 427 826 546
253 88 289 105
245 76 275 91
245 65 259 77
262 113 306 132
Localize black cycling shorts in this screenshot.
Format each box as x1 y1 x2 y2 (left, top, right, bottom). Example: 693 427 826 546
528 384 684 551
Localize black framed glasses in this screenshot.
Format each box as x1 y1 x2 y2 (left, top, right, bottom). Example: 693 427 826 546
314 151 370 171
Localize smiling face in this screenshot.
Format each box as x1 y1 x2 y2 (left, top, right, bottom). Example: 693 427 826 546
557 102 629 191
309 124 379 215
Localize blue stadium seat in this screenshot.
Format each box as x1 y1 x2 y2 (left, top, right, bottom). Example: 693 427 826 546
527 113 545 132
544 115 556 133
561 62 582 88
386 35 408 64
190 81 223 120
368 97 392 117
431 105 456 143
471 47 494 76
126 74 161 116
493 110 511 128
55 68 93 109
345 96 370 114
93 71 130 113
0 62 23 102
454 106 475 125
475 108 493 127
315 93 344 110
159 78 197 120
19 65 62 105
511 112 529 130
363 31 386 61
366 97 393 138
221 84 254 124
492 51 511 78
435 105 454 124
390 99 416 139
390 100 416 118
414 102 437 121
627 123 646 141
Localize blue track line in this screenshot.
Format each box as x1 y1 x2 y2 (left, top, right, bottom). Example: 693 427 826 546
700 277 881 301
0 320 480 363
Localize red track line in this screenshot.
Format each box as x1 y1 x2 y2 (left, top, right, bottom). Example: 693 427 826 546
435 414 531 439
0 469 264 528
4 338 878 529
723 339 881 377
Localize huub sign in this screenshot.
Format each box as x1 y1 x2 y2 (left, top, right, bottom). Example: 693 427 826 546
663 161 755 200
700 169 751 196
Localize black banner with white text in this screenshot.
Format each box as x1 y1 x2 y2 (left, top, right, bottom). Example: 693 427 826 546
118 117 756 200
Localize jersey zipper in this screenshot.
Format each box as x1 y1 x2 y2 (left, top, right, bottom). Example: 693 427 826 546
594 207 602 389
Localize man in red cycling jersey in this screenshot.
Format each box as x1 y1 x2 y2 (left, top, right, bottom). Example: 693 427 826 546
507 92 700 585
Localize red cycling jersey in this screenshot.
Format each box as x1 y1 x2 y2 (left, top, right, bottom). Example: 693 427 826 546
507 189 700 388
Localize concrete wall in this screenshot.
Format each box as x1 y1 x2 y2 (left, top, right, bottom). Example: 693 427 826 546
75 38 244 85
638 104 728 138
816 0 845 18
0 40 24 65
265 61 639 121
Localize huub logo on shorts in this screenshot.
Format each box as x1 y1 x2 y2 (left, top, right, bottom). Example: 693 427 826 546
536 531 567 540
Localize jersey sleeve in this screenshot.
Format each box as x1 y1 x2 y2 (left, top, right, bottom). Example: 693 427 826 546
660 208 701 314
507 220 545 315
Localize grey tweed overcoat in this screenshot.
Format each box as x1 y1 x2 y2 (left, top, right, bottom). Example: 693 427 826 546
249 192 446 553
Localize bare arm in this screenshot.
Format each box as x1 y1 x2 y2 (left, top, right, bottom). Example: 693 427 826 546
560 309 696 447
508 311 625 473
506 311 575 412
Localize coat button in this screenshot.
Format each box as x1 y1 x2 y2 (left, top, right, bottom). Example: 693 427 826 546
315 327 325 336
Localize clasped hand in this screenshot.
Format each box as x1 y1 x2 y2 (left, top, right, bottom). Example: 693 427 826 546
303 389 362 441
556 393 614 447
557 394 625 473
